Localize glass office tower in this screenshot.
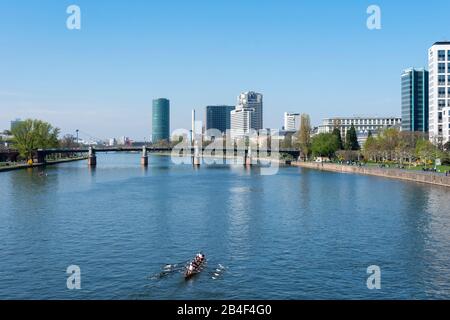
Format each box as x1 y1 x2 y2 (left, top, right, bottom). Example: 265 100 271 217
152 98 170 143
206 105 235 134
401 68 429 132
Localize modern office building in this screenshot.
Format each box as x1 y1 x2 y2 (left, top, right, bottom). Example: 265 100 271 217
428 42 450 144
205 105 235 134
237 92 263 130
284 112 301 132
230 108 257 139
443 107 450 143
318 116 402 146
152 98 170 143
401 68 429 132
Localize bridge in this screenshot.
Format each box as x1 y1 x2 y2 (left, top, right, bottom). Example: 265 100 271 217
35 146 301 167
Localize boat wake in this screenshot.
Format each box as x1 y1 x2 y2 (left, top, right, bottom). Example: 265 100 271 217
148 261 227 281
211 264 226 280
148 262 188 280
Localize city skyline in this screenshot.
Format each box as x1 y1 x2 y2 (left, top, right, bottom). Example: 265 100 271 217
1 1 450 140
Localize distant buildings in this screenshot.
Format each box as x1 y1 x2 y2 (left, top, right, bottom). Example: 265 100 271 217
108 138 117 146
231 108 256 139
428 42 450 144
284 112 301 132
401 68 429 133
152 98 170 143
237 91 263 130
206 105 235 135
118 136 131 146
231 91 263 139
10 119 23 132
318 116 402 145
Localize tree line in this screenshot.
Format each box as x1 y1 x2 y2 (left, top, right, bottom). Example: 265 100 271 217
290 114 449 166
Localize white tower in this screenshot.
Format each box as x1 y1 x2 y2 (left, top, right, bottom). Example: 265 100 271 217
428 42 450 144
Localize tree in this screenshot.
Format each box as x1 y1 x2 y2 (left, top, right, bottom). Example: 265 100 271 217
59 134 78 149
363 134 378 161
378 128 400 161
11 119 60 160
332 128 343 150
444 141 450 152
311 133 339 158
345 125 360 151
415 139 438 167
295 114 312 160
281 132 293 149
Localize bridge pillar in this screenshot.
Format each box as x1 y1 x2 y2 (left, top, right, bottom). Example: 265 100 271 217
193 142 201 167
37 149 46 164
88 147 97 167
141 146 148 166
245 146 253 166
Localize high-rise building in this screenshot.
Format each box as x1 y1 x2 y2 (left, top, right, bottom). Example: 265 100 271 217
230 107 257 139
284 112 301 132
206 105 235 134
237 92 263 130
152 98 170 143
401 68 429 132
428 42 450 144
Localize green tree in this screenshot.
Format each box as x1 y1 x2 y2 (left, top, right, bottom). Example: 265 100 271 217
281 132 293 149
311 133 339 158
415 139 438 167
332 128 343 150
59 134 78 149
378 128 400 161
363 134 378 161
295 114 312 160
11 119 60 160
444 141 450 152
345 125 360 151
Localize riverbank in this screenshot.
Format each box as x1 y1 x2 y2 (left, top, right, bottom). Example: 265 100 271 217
0 156 88 172
292 161 450 188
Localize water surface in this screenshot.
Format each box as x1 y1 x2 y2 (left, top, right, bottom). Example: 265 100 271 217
0 153 449 299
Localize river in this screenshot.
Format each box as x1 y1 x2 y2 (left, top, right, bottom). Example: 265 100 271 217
0 153 449 299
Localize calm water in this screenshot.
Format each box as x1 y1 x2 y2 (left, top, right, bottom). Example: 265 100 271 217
1 153 450 300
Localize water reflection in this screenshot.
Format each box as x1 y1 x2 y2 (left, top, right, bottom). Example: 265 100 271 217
0 155 450 299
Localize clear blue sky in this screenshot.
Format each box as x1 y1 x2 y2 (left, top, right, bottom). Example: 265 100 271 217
1 0 449 140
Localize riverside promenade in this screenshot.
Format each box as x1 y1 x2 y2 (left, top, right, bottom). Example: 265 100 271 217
292 162 450 188
0 156 88 172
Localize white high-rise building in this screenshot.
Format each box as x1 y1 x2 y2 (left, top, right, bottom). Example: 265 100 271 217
230 91 263 139
284 112 301 132
237 92 263 130
230 108 257 139
428 42 450 144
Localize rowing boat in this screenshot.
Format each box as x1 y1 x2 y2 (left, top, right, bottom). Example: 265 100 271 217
184 254 206 279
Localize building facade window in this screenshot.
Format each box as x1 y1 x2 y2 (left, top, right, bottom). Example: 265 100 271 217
438 50 446 61
438 63 446 73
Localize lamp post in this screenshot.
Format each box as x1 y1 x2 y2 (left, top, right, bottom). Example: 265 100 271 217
76 129 79 147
